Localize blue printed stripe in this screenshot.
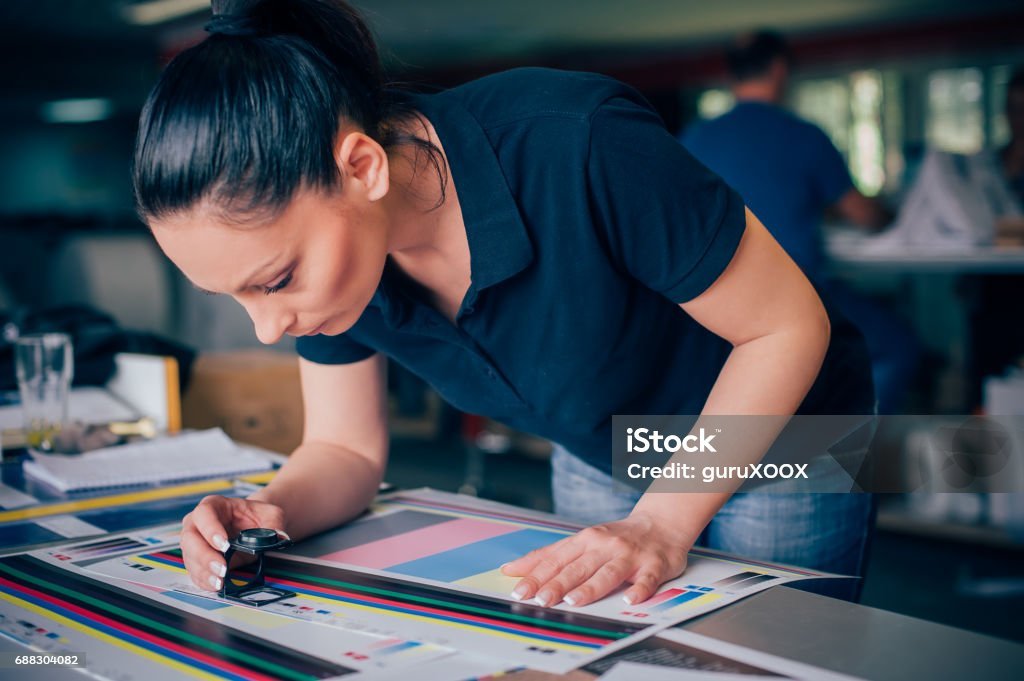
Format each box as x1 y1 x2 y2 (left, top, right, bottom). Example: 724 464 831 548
387 529 565 582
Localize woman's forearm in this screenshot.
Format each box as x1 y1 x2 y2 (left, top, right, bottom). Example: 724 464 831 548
700 321 829 417
631 320 830 542
247 441 385 541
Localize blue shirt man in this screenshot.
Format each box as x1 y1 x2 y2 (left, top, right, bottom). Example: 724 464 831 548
682 101 852 282
682 31 915 413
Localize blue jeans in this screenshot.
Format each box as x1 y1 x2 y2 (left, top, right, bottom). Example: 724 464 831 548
550 445 876 602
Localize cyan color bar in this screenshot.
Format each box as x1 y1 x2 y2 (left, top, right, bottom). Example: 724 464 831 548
387 528 565 582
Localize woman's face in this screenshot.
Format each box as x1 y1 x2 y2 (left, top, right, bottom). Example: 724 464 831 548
152 187 390 345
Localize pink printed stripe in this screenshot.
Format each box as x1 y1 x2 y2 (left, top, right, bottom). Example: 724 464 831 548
319 518 518 569
644 587 685 607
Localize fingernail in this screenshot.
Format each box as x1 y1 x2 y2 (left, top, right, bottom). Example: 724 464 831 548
622 594 634 605
209 575 222 590
275 529 291 540
213 535 230 552
209 560 226 578
511 584 528 600
563 594 577 606
499 562 510 571
534 591 552 607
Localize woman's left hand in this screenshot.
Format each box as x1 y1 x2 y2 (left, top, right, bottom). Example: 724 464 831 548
500 510 693 607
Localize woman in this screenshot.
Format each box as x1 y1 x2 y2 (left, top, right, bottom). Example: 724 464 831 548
136 0 876 607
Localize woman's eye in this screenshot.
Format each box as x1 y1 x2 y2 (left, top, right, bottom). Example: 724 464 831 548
263 271 293 295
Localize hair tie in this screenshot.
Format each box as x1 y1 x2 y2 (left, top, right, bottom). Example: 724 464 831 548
204 14 260 38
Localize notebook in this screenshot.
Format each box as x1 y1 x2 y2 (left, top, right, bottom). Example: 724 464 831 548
23 428 273 492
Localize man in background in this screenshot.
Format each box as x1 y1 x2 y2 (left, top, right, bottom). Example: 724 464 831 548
681 30 918 413
1001 68 1024 205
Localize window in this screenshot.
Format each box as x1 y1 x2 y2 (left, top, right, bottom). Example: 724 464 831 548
688 61 1013 195
989 64 1014 149
925 67 985 154
696 89 734 120
793 77 850 156
849 71 886 196
792 71 895 196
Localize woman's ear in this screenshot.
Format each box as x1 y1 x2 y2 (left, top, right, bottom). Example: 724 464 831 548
335 130 390 202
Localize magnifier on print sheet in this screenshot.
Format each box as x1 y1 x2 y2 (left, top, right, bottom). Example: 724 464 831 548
219 528 296 606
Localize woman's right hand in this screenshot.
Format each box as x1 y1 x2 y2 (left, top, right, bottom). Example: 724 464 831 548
179 495 289 592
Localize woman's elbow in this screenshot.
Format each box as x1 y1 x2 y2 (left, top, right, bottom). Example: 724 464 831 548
808 297 831 365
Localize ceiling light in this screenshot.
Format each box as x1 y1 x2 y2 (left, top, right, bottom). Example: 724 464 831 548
122 0 209 26
40 98 114 124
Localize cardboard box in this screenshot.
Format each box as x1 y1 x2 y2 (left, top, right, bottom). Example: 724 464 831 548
182 350 303 455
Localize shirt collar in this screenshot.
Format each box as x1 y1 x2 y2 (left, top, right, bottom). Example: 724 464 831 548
371 90 534 315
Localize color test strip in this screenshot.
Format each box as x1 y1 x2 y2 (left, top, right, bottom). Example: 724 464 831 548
0 579 333 681
0 555 352 680
387 528 566 582
68 537 149 559
144 550 644 651
649 590 703 613
0 588 238 681
729 574 778 590
383 497 580 532
711 571 762 588
372 640 421 657
645 588 686 607
320 517 518 569
292 510 453 559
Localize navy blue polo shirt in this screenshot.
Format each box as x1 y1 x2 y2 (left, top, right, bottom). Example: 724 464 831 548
297 68 873 474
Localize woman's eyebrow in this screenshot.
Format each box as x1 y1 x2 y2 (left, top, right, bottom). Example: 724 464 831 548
191 257 282 296
238 258 285 292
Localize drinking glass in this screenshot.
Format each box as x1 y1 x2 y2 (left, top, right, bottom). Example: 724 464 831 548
14 333 74 452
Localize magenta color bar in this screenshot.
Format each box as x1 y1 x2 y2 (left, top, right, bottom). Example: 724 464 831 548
318 517 519 569
643 587 686 607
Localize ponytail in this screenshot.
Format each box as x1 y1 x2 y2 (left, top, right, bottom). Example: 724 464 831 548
133 0 446 223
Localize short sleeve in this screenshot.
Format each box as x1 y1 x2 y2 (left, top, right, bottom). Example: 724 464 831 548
296 332 375 365
808 125 853 205
587 96 747 303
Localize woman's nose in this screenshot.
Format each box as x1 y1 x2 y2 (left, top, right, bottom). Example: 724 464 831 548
243 299 293 345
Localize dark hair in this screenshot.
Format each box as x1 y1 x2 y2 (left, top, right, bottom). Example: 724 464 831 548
132 0 446 224
725 30 791 82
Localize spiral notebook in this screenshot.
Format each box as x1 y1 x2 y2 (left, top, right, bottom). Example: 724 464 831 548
23 428 273 492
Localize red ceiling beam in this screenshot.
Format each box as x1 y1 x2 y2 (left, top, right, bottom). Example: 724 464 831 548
418 10 1024 91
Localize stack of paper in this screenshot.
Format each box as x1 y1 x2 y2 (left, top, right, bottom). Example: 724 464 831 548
0 387 139 431
23 428 271 492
